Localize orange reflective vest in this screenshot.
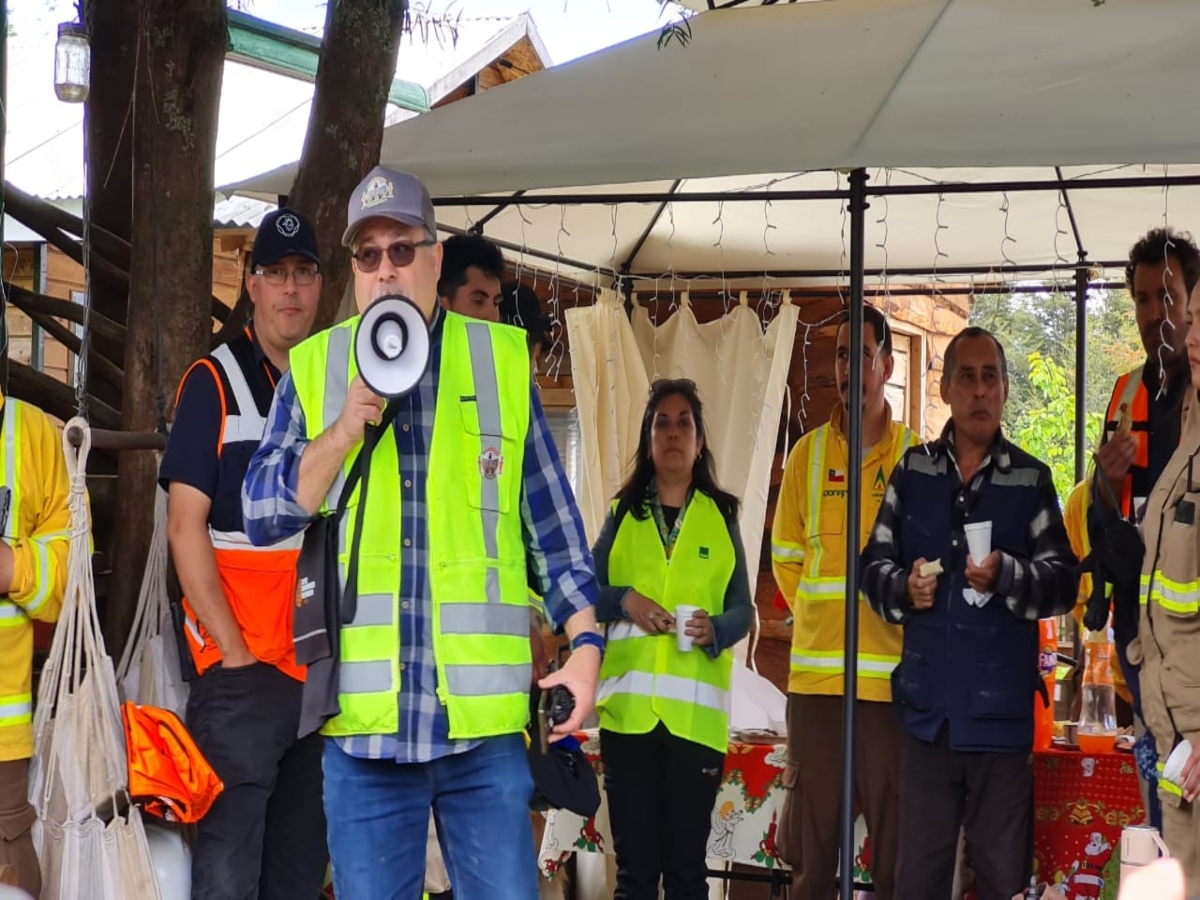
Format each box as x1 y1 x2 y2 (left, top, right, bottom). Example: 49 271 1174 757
1102 367 1149 519
122 701 223 823
175 333 305 680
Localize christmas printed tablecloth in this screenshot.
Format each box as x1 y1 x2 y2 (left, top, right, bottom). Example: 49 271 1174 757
1032 748 1144 900
537 732 873 883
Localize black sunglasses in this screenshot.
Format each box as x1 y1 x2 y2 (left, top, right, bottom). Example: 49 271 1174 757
351 239 436 273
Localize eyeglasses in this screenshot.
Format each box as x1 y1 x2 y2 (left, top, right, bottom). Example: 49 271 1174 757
351 240 437 273
254 265 319 286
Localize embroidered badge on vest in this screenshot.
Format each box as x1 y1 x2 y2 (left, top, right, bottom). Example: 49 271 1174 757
699 546 710 559
479 446 504 480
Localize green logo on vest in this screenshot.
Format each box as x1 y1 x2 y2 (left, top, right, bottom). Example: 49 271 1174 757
873 466 887 491
699 547 709 559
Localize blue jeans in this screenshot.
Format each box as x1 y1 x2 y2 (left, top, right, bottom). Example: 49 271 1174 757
323 735 538 900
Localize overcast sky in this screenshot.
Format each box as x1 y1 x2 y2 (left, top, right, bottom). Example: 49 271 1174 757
11 0 676 64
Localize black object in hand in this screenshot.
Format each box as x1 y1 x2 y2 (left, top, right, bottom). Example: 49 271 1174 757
546 684 575 727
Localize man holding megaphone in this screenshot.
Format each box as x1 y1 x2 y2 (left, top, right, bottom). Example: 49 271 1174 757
242 166 602 900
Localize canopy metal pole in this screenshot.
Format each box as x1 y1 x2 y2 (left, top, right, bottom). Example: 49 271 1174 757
1074 262 1090 482
841 167 868 900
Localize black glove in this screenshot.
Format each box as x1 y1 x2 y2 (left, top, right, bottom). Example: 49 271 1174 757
1080 516 1143 641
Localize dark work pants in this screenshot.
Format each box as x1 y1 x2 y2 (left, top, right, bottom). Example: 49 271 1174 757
187 662 328 900
601 723 724 900
894 730 1033 900
779 693 902 900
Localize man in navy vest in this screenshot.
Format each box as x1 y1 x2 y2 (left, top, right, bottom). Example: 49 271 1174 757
861 326 1078 900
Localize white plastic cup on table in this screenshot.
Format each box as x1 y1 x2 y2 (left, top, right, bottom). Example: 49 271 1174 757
964 520 992 563
675 605 699 652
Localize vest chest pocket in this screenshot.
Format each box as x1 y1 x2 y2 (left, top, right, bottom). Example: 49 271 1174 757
459 404 516 515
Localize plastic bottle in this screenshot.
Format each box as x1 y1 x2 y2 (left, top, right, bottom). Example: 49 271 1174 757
1034 618 1057 750
1078 623 1117 752
1023 876 1041 899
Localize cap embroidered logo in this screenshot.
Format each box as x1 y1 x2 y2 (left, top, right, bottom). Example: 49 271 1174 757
276 213 301 238
361 176 395 210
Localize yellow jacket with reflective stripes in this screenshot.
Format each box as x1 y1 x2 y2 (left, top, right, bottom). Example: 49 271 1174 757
771 405 918 700
0 395 72 762
1063 479 1130 705
1130 391 1200 807
597 491 736 753
290 312 534 740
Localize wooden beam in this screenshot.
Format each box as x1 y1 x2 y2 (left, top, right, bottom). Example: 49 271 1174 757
5 284 125 344
65 425 165 451
21 305 123 389
8 360 120 430
4 181 132 270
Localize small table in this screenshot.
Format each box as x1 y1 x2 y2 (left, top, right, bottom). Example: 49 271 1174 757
538 732 874 891
1032 747 1143 897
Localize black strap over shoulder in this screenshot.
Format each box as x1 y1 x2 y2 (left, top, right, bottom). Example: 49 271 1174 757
337 400 400 624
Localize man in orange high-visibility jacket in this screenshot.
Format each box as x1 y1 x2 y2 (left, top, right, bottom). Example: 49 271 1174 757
771 306 919 900
1091 228 1200 833
0 391 72 898
161 209 328 900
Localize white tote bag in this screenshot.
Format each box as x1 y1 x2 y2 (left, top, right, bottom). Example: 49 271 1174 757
30 420 161 900
116 480 189 717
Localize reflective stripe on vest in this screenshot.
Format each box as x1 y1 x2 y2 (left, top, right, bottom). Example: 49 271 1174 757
0 693 31 728
2 399 22 544
1140 570 1200 614
181 346 304 677
0 601 25 628
291 312 533 739
1158 761 1185 797
598 492 735 754
788 425 906 683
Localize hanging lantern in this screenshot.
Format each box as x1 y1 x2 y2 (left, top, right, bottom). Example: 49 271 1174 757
54 23 90 104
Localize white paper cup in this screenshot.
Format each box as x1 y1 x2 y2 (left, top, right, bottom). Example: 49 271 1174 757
964 521 992 563
1161 739 1193 787
675 605 700 652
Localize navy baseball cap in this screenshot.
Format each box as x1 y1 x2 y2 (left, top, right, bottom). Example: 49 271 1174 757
342 166 437 247
251 208 320 270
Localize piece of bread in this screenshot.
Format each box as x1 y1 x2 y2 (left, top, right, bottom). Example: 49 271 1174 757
919 559 943 577
1117 401 1133 436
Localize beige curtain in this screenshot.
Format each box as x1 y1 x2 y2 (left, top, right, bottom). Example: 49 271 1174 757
567 291 799 657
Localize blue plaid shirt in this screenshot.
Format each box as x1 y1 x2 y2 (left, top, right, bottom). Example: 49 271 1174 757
242 310 597 763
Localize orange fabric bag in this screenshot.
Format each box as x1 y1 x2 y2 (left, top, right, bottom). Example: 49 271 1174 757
121 701 223 824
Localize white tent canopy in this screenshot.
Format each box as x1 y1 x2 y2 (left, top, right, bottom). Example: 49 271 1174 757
231 0 1200 285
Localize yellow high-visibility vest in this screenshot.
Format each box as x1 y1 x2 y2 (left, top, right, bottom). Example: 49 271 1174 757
290 312 534 739
598 491 735 753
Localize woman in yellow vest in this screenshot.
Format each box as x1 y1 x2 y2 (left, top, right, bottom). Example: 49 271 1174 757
592 378 752 900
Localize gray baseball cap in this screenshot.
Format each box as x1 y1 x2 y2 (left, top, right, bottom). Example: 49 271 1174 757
341 166 437 247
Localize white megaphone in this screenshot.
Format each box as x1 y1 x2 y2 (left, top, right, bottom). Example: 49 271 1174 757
354 294 431 399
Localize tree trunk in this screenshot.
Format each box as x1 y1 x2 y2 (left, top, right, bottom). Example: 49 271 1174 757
106 0 227 655
288 0 407 330
83 0 138 397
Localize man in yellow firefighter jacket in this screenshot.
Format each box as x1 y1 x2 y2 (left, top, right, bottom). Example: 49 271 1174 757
242 167 602 900
0 391 72 898
771 306 919 900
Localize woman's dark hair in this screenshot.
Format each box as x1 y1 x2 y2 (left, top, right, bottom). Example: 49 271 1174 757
612 378 740 523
